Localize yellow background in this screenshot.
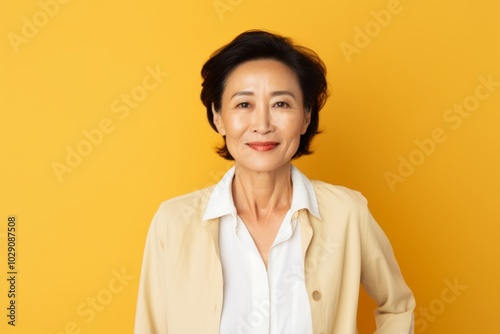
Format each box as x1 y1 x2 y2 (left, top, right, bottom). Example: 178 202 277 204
1 0 499 333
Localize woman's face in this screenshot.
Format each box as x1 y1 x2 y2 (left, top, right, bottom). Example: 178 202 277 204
213 59 310 173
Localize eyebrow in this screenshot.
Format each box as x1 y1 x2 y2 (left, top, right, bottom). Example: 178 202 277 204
230 90 296 99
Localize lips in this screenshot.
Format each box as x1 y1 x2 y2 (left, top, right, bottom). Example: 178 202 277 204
246 142 279 151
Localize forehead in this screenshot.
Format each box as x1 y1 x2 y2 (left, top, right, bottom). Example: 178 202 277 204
223 59 302 96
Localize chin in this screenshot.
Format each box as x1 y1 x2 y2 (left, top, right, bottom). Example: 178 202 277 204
235 158 291 174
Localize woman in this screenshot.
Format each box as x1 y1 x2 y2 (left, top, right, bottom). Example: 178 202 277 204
135 30 415 334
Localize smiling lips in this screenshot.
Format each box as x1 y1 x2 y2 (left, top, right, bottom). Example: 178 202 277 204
246 142 280 151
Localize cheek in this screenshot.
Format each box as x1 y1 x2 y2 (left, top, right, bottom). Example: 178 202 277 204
280 116 306 139
222 114 248 136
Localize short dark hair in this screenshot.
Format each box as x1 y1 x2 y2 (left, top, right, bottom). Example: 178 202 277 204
200 29 328 160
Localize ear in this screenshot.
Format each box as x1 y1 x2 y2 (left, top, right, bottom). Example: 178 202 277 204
212 102 226 136
300 109 311 135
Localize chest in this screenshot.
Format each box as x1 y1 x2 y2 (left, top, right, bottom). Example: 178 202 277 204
218 213 312 333
237 210 290 267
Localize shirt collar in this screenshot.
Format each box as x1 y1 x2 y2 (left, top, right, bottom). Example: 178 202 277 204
202 166 237 221
290 166 321 219
202 165 321 221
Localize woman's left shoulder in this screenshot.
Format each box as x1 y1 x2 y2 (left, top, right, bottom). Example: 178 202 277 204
310 179 368 209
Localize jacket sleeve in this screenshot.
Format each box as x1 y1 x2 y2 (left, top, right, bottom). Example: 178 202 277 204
134 207 168 334
359 200 416 334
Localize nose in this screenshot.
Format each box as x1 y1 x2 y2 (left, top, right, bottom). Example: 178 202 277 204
251 103 274 134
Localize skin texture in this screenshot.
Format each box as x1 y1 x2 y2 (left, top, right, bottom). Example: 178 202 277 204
212 59 311 267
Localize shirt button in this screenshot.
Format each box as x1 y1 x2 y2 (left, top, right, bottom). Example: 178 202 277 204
312 290 321 301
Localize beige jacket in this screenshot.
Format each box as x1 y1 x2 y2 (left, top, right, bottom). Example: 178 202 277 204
134 180 415 333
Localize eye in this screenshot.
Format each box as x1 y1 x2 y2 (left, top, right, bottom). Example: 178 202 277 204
274 101 290 108
236 102 251 108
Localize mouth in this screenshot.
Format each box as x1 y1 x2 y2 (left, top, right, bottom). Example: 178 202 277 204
246 142 280 152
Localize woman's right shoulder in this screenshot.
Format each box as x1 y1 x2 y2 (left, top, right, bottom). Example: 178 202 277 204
153 185 216 224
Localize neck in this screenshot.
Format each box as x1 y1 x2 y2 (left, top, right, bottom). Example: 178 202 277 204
232 162 293 223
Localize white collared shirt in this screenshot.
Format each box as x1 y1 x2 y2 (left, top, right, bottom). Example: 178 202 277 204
203 165 321 334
